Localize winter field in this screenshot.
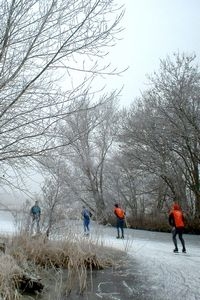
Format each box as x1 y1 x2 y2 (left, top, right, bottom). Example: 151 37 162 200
0 211 200 300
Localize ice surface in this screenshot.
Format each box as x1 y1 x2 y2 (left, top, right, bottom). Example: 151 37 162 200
90 224 200 300
1 216 199 300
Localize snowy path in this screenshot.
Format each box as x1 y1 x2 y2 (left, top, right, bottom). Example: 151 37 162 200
88 223 200 300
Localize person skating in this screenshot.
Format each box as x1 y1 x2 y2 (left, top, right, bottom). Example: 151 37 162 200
114 203 125 239
81 206 91 236
30 200 41 234
169 203 186 253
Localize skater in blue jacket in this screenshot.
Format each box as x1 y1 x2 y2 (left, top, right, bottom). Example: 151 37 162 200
81 206 91 235
30 201 41 234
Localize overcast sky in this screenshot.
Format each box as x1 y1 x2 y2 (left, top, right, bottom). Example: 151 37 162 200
109 0 200 106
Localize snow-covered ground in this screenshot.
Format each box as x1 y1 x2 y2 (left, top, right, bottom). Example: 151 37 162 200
1 215 200 300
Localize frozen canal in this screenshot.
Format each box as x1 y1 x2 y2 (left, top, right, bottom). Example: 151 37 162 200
74 222 200 300
0 210 16 234
0 215 200 300
98 226 200 300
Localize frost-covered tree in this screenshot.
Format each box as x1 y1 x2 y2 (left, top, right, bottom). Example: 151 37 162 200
39 93 119 222
120 53 200 218
0 0 124 178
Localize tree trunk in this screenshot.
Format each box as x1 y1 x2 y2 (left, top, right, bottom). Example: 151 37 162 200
191 160 200 218
94 191 107 224
193 190 200 219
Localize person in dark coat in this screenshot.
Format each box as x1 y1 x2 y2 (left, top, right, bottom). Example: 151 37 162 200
81 206 91 235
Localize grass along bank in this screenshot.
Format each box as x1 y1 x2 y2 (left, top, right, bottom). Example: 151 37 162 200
0 231 125 300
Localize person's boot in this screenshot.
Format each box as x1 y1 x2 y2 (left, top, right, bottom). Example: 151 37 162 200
173 248 178 253
182 248 186 253
121 236 124 239
116 236 120 239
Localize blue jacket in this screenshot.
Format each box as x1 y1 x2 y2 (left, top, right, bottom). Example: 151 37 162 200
82 208 90 220
31 205 41 216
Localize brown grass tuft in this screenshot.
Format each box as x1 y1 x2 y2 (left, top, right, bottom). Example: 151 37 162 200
2 233 119 297
0 254 22 300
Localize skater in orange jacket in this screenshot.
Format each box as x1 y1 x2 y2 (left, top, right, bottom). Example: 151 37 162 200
114 203 125 239
169 203 186 253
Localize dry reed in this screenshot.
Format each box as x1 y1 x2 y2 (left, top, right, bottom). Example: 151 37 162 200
0 232 119 298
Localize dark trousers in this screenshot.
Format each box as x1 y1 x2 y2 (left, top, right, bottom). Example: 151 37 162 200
116 218 124 238
172 227 186 251
83 218 90 233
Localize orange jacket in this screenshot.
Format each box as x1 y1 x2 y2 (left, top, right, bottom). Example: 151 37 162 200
114 207 125 219
169 204 185 228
